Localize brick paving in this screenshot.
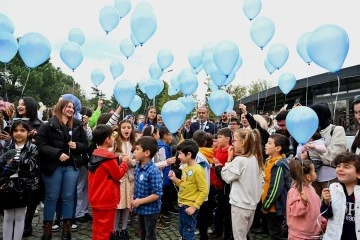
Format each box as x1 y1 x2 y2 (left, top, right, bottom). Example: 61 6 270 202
0 209 271 239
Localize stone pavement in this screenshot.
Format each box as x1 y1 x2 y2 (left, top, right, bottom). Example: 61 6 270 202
0 210 271 240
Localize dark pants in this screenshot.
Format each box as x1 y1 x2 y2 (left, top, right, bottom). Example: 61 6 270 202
197 201 211 240
223 193 233 239
209 186 224 235
139 213 158 240
178 206 198 240
24 189 41 229
266 213 284 240
161 185 172 214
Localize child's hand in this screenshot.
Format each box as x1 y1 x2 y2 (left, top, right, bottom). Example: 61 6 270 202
166 157 176 165
227 146 234 162
59 153 69 162
300 191 308 206
322 188 331 205
213 159 222 167
168 170 176 181
131 198 142 210
185 206 197 216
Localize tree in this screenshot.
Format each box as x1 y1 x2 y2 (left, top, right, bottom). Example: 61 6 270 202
247 79 272 95
156 81 182 112
225 84 247 101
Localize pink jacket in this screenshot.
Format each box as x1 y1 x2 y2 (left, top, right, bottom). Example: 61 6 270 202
286 185 325 239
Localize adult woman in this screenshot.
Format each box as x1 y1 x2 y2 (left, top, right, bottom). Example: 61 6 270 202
351 95 360 153
309 104 347 196
36 99 87 240
137 106 161 131
15 97 43 237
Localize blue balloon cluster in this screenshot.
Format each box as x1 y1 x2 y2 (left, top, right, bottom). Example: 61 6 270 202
113 80 136 108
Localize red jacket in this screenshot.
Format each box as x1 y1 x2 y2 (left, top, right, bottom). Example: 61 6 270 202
88 148 128 209
210 146 229 189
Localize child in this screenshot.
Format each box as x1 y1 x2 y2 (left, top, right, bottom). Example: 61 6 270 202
114 119 137 239
211 128 232 237
220 128 264 240
321 152 360 240
262 133 291 240
88 124 129 240
193 130 213 240
287 159 324 239
168 140 208 240
0 120 39 240
131 136 163 240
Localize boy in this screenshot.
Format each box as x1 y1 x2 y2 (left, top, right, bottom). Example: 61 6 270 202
321 152 360 240
168 140 208 240
193 130 213 240
131 136 163 240
88 124 129 240
262 133 291 240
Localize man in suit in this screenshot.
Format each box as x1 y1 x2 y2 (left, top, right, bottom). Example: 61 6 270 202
188 106 218 139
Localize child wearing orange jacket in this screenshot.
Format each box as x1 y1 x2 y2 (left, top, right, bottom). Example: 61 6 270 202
88 125 129 240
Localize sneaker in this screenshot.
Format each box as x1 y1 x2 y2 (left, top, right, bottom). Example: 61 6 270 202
71 224 78 231
84 213 93 222
39 202 44 209
207 227 213 234
195 229 200 235
157 217 170 230
75 216 88 223
168 207 178 215
34 209 39 217
52 223 60 232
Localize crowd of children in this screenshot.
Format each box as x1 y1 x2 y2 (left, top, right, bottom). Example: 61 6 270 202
1 96 360 240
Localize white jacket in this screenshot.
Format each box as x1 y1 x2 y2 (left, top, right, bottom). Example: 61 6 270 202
324 183 360 240
221 155 263 210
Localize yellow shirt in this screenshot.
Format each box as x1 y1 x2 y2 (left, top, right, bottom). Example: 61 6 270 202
175 164 208 209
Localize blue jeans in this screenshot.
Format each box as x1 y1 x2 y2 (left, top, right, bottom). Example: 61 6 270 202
42 166 79 221
178 205 198 240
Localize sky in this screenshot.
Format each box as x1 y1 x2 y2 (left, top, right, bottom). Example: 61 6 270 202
1 0 360 104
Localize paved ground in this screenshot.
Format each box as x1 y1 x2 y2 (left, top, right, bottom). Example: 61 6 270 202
0 209 271 240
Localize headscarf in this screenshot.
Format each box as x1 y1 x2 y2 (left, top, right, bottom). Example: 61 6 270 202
309 104 332 130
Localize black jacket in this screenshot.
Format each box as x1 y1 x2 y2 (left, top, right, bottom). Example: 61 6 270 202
35 116 88 175
245 113 269 161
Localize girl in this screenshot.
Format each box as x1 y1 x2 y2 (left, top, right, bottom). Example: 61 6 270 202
0 120 39 240
137 106 161 131
220 128 264 240
114 119 137 239
287 159 324 240
35 99 88 240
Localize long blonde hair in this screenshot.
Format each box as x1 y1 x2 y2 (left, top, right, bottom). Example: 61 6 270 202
234 128 264 172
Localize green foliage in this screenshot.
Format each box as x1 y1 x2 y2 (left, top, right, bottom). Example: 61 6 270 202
156 81 182 113
225 84 247 101
247 79 272 95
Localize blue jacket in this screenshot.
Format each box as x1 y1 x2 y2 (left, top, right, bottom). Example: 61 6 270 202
158 139 171 186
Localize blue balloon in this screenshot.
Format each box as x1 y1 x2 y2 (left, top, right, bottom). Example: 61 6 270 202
18 32 51 69
210 67 227 87
129 95 142 112
137 79 147 93
278 72 296 95
203 54 216 76
224 71 236 86
113 80 136 108
161 100 187 133
213 40 240 77
0 32 18 64
60 41 83 71
170 74 180 91
168 84 179 96
194 64 203 74
157 49 174 70
149 62 163 79
68 28 85 46
264 57 276 75
243 0 262 21
119 38 135 59
296 32 312 65
99 6 120 34
201 42 214 58
145 80 161 99
110 60 124 79
114 0 132 18
267 43 289 70
250 17 275 50
226 94 234 113
209 90 230 116
130 3 157 45
91 69 105 87
0 13 14 34
130 33 140 47
307 24 349 73
188 50 203 69
156 79 164 95
178 68 198 95
286 106 319 144
178 96 195 114
209 80 219 92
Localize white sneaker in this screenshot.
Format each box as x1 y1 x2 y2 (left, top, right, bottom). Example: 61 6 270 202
71 224 78 231
34 209 39 217
39 202 44 209
52 224 60 232
207 227 213 234
195 229 200 235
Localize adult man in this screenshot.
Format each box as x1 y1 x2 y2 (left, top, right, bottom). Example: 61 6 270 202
215 112 229 129
228 117 241 133
188 106 218 138
182 119 192 139
275 110 298 157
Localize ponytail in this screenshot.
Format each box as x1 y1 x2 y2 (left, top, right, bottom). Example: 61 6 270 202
253 129 264 171
289 159 313 192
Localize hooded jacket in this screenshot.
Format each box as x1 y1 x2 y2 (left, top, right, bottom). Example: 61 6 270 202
88 148 128 209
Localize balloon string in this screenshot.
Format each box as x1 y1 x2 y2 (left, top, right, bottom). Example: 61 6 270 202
273 87 277 113
21 68 31 97
333 75 340 122
305 76 309 106
262 88 269 113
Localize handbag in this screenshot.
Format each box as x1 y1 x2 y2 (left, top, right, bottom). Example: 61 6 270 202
72 155 83 170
